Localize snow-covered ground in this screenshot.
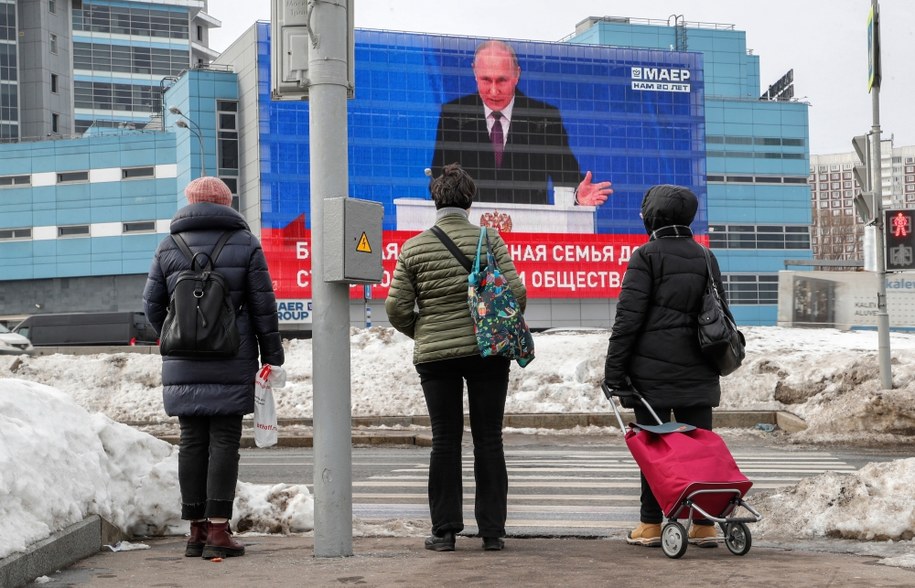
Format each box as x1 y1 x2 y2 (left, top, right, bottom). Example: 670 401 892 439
1 326 914 565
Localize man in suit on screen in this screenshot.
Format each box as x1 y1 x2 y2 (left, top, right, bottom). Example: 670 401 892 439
430 39 612 207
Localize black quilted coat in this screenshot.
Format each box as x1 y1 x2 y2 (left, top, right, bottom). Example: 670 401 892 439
604 185 723 409
143 203 285 417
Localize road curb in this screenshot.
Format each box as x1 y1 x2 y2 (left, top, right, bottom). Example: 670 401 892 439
0 515 126 588
149 411 802 447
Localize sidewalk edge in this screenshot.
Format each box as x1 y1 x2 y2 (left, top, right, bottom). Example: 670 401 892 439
0 515 126 588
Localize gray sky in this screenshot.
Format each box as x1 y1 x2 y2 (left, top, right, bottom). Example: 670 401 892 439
207 0 915 155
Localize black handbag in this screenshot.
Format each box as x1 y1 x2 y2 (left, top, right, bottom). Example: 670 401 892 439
697 247 745 376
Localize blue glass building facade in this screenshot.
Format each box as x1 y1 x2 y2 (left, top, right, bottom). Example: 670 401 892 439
0 68 237 320
0 15 812 328
570 17 812 325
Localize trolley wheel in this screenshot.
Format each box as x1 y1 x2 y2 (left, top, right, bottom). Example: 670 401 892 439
724 522 752 556
661 522 688 559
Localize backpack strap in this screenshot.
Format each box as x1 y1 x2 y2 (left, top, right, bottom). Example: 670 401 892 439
171 230 236 271
170 233 197 265
210 231 235 265
430 225 472 273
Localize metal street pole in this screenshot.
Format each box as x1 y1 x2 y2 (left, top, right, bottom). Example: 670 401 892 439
170 106 207 177
870 0 892 389
176 121 206 176
309 0 353 556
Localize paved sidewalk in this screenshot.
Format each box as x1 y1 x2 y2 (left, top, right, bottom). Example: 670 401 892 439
49 534 915 587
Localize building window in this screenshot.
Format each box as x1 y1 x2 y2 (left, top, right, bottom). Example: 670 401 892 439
74 80 162 114
708 224 810 250
123 221 156 233
217 100 239 175
58 225 90 237
73 4 189 39
57 171 89 183
49 0 56 14
0 174 31 188
196 25 203 41
220 176 239 210
50 73 58 93
73 43 190 77
50 34 58 54
0 228 32 240
51 113 59 133
720 274 779 305
122 166 155 179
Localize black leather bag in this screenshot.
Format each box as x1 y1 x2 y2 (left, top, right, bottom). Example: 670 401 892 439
160 231 240 358
697 247 745 376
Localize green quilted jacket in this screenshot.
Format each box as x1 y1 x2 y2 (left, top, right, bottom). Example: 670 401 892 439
385 209 527 365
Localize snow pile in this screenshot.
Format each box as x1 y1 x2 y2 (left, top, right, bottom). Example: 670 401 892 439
0 379 313 561
3 326 915 562
4 326 915 442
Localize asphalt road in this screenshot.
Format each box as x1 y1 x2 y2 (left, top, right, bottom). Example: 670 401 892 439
237 431 909 540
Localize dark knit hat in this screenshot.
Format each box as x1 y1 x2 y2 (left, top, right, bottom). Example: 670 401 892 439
185 176 232 206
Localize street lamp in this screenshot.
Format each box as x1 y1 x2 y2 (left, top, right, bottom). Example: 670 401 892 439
169 106 206 176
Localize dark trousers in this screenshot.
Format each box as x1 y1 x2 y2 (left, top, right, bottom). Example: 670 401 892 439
416 355 510 538
632 405 714 525
178 415 243 520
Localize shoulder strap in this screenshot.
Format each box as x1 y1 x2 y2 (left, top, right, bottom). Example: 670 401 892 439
210 231 235 265
701 246 715 289
170 230 235 271
474 227 487 272
702 245 737 322
430 225 472 273
170 233 196 264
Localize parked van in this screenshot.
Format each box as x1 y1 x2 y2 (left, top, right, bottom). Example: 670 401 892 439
13 312 159 347
0 322 35 355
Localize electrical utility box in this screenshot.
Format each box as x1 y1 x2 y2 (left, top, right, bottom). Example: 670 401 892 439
270 0 355 100
324 197 383 284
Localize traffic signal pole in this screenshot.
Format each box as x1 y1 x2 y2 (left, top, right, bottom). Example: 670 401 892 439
309 0 354 556
869 0 892 390
870 84 892 389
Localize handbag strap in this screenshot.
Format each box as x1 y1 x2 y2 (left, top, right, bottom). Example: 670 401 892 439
473 227 490 273
701 246 716 294
702 245 736 322
430 225 472 273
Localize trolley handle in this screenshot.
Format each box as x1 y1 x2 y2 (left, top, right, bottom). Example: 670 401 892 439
600 381 665 429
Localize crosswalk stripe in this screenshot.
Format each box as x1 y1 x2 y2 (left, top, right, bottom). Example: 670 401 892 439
240 447 859 535
344 449 856 534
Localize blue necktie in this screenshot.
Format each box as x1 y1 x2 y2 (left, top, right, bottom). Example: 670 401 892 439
491 112 504 167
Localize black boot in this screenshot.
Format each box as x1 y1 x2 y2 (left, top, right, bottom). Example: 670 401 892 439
185 520 208 557
424 531 456 552
482 537 504 551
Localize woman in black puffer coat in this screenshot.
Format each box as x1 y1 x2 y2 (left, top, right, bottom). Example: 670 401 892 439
603 184 725 549
143 177 284 560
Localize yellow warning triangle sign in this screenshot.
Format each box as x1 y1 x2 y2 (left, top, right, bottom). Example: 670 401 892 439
356 232 372 253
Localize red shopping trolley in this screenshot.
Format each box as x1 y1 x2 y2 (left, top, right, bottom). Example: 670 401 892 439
602 382 762 559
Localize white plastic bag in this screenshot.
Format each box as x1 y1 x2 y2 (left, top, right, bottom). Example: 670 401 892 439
254 365 279 448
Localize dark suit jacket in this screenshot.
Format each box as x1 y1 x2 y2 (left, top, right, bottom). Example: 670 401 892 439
430 91 583 205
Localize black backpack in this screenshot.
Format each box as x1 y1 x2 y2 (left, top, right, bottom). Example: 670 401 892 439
159 231 241 357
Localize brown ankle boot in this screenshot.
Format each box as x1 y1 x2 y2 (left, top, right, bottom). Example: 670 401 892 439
185 520 208 557
202 521 245 559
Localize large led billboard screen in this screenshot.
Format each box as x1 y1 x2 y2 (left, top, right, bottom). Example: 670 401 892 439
256 26 706 312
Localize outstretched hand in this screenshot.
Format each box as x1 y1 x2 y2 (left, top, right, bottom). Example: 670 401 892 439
576 171 613 206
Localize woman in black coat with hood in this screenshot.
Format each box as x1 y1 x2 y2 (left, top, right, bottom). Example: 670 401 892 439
603 184 725 549
143 176 284 560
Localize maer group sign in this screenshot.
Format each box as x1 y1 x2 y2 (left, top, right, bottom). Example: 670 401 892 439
256 27 707 301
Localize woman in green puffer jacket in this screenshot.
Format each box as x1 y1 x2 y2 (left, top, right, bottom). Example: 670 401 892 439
385 163 526 553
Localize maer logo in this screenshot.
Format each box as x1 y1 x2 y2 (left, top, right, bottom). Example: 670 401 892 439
632 67 691 82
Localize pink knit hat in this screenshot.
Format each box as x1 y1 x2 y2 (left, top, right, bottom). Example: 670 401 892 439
185 176 233 206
